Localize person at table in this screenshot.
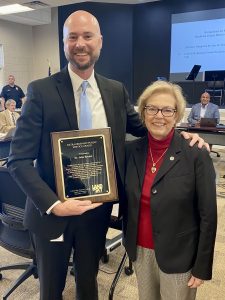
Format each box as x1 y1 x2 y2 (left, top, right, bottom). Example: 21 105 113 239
0 75 26 109
0 99 20 133
123 81 217 300
187 92 220 125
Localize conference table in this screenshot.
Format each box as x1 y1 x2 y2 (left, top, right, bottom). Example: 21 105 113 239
177 123 225 146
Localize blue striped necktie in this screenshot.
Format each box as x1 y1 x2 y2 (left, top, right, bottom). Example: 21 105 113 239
79 81 92 130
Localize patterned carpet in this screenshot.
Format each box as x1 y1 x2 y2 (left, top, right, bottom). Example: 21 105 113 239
0 147 225 300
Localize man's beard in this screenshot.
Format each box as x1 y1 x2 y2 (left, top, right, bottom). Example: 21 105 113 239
67 52 100 71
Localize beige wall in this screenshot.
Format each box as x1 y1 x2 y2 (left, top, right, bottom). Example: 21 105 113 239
0 20 33 93
32 8 60 81
0 7 60 94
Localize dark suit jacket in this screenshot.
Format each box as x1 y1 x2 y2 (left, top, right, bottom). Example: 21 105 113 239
123 131 217 280
7 67 145 240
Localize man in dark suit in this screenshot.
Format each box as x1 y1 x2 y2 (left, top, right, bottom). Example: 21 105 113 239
7 10 206 300
7 10 145 300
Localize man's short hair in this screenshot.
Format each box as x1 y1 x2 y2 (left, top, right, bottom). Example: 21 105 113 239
5 99 16 108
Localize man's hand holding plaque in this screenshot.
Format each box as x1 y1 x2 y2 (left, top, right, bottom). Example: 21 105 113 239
52 200 102 216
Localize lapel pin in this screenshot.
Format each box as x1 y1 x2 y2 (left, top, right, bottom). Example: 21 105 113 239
170 156 175 161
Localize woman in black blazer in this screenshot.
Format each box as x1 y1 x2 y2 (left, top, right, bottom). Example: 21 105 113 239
123 81 217 300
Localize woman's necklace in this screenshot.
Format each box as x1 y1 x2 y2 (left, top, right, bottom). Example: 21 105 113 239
149 146 168 173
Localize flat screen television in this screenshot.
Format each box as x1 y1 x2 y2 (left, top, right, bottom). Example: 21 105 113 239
204 70 225 81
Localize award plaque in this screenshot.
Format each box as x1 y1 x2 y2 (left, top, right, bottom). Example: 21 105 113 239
51 128 118 203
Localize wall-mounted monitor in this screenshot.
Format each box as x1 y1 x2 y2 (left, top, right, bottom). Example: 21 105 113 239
204 70 225 81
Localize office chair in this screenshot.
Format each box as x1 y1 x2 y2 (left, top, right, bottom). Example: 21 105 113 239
69 214 132 282
108 250 133 300
0 141 11 160
102 215 123 263
205 80 224 106
106 215 133 300
0 157 8 166
0 167 38 300
209 145 220 158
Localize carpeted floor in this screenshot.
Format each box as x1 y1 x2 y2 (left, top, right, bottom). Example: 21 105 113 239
0 147 225 300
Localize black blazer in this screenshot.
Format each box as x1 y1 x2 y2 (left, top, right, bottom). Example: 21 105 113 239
123 131 217 280
8 67 145 239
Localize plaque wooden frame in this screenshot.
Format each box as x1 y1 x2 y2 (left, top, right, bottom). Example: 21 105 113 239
51 128 118 203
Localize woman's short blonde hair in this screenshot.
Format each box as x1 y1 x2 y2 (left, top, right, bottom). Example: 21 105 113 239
137 81 186 125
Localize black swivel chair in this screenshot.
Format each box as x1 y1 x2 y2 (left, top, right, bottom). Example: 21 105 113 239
209 145 220 158
0 167 38 300
205 80 224 106
0 141 11 160
205 81 223 157
107 215 134 300
108 250 133 300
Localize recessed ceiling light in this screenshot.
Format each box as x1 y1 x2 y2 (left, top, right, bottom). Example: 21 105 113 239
0 4 34 15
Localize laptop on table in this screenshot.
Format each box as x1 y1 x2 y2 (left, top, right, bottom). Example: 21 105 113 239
199 118 217 127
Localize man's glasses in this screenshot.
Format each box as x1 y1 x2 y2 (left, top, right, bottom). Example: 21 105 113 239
144 105 177 117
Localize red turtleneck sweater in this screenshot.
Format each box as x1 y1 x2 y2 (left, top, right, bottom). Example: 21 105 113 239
137 129 174 249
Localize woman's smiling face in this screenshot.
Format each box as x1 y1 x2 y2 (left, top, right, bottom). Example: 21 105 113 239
144 92 177 140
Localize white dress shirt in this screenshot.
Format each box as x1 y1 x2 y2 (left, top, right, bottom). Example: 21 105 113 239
200 104 208 118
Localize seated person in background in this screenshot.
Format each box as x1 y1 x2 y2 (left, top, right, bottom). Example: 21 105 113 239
187 92 220 125
0 99 20 133
0 75 25 109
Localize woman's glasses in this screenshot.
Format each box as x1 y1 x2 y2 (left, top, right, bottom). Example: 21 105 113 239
144 105 177 117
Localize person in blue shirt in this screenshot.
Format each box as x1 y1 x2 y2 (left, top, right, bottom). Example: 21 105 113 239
0 75 25 109
187 92 220 125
